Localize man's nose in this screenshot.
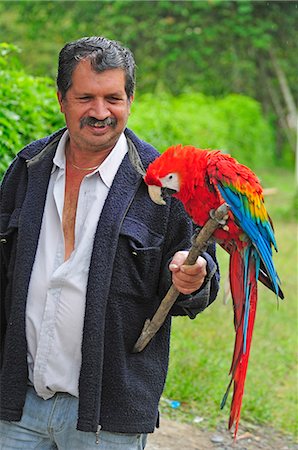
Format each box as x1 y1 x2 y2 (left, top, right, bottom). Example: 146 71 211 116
90 99 110 118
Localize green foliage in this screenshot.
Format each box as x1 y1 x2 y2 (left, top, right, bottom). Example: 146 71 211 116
256 167 297 221
0 43 64 176
0 1 296 163
0 1 296 99
129 92 275 169
0 42 279 178
0 42 21 70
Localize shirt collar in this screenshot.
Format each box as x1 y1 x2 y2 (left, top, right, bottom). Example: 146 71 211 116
98 133 128 188
52 130 69 173
51 131 128 188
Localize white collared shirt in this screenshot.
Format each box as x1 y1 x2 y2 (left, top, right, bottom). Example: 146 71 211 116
26 130 128 399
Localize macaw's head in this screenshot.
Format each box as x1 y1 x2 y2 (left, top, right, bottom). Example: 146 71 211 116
144 144 197 205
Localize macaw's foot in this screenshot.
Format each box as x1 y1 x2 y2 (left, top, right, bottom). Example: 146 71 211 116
209 209 229 231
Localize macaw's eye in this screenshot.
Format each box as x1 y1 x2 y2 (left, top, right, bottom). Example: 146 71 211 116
160 173 179 192
167 174 175 181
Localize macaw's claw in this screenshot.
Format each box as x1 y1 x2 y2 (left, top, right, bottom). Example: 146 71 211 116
209 209 229 226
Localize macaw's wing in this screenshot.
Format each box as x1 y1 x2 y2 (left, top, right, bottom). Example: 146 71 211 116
207 153 281 297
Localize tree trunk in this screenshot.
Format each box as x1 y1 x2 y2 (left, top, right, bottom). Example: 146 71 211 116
269 48 297 131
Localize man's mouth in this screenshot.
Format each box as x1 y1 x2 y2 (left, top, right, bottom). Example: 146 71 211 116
93 122 106 129
80 117 117 129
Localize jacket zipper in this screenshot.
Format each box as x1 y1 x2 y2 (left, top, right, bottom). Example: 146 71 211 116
95 425 101 444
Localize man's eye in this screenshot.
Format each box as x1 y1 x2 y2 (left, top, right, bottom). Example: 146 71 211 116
108 97 122 103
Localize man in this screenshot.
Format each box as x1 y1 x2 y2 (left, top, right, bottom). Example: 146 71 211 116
0 37 219 449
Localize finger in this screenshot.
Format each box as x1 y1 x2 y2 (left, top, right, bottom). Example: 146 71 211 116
170 251 189 269
173 270 202 283
172 272 205 293
169 262 180 272
181 257 207 276
173 279 204 295
180 264 203 275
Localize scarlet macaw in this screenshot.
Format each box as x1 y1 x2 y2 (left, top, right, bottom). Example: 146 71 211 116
144 144 283 438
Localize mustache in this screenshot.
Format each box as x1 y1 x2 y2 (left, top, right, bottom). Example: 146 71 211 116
80 116 117 129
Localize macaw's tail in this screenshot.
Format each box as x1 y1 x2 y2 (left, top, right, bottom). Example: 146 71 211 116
220 247 258 439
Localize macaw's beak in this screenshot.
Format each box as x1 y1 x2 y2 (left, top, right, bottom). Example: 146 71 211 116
147 185 177 205
148 185 165 205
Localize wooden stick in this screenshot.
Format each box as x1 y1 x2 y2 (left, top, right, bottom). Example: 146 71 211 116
132 203 230 353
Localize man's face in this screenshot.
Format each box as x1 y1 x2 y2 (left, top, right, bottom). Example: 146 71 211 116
57 60 133 154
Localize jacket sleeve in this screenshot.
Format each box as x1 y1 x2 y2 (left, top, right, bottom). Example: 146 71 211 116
0 156 28 356
170 241 220 318
158 198 220 319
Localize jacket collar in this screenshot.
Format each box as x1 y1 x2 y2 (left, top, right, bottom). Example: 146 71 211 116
18 128 66 161
18 127 157 174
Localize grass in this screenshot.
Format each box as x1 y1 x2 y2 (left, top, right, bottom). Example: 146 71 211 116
162 167 297 438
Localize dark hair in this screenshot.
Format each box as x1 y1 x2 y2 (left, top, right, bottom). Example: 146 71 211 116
57 36 136 99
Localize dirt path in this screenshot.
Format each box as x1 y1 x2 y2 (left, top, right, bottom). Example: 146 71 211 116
146 418 297 450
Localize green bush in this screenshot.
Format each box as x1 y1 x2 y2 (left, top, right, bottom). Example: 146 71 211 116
1 42 276 178
0 43 64 177
129 92 275 169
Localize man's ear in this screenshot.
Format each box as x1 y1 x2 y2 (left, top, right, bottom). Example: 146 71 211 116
57 91 64 113
128 95 134 115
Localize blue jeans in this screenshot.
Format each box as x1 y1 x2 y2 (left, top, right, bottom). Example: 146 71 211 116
0 387 147 449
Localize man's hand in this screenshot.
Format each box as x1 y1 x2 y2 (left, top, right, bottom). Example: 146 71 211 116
169 250 207 295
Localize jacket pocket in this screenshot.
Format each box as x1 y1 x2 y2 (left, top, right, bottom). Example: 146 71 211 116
0 208 21 273
1 209 21 334
111 216 164 302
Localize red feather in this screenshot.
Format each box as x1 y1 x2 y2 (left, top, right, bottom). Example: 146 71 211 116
225 250 258 438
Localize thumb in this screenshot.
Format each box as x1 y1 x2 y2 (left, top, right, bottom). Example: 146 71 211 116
169 262 180 272
169 250 188 272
